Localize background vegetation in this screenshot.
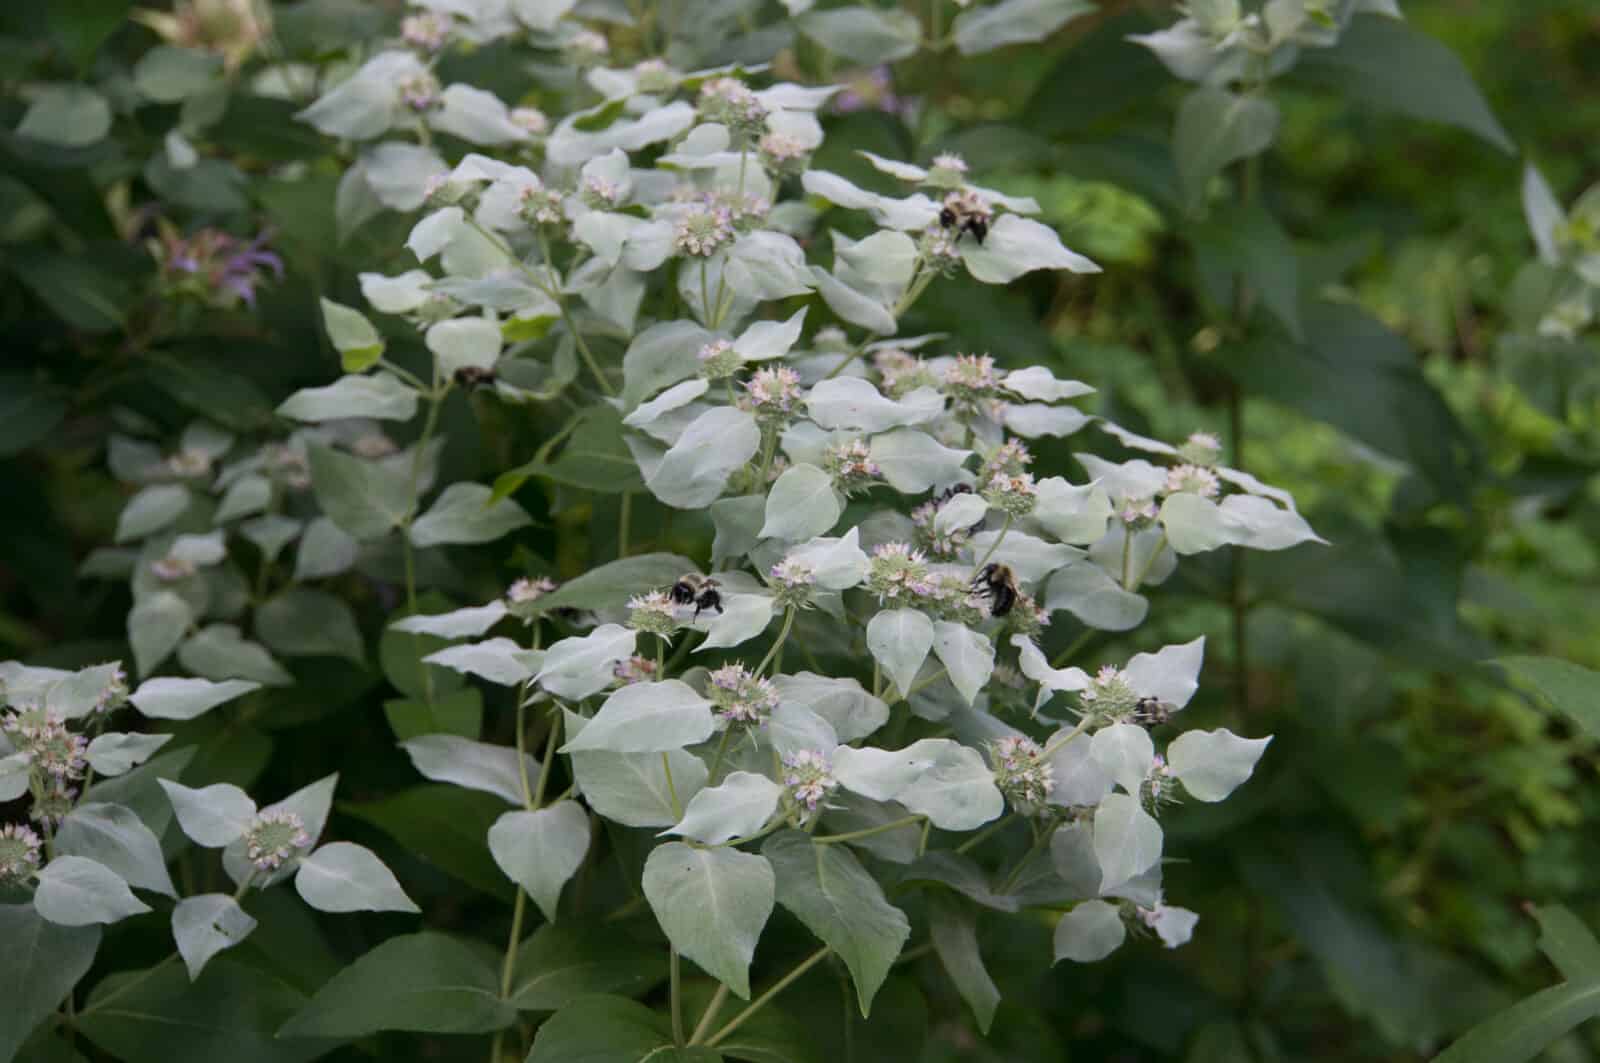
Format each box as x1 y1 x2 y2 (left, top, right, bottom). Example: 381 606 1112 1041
2 0 1599 1060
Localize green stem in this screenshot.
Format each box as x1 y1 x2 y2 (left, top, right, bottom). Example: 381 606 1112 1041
532 710 561 810
700 260 711 325
813 814 924 845
671 947 685 1045
1042 716 1092 759
998 816 1059 895
892 266 935 319
662 752 682 819
703 947 833 1047
900 667 947 702
969 514 1013 579
754 607 797 677
690 984 730 1044
1118 529 1133 591
498 888 527 999
707 726 734 782
955 810 1018 854
820 344 865 381
539 228 616 396
1124 531 1168 594
1050 628 1093 669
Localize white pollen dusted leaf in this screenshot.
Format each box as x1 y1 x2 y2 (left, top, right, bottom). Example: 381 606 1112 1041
423 637 536 686
665 772 783 845
962 215 1100 283
1123 637 1205 710
563 710 710 828
643 843 774 999
694 593 776 651
1002 366 1095 403
400 734 541 806
390 601 508 639
968 529 1079 585
935 492 988 536
931 621 995 707
1053 899 1125 963
867 608 934 700
1089 723 1154 796
1093 793 1162 893
645 406 761 509
770 672 888 743
534 624 637 700
1031 478 1113 545
559 679 715 754
807 379 944 433
488 801 591 922
295 842 419 913
784 527 870 590
760 464 843 541
733 307 808 362
1166 728 1271 802
870 429 971 493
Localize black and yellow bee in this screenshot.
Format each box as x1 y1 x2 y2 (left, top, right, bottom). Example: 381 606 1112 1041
1134 696 1176 728
670 573 724 621
453 366 497 391
971 563 1018 617
938 206 989 246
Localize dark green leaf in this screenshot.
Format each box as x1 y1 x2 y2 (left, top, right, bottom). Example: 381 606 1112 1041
527 995 721 1063
47 0 132 70
0 906 100 1061
342 784 513 901
1494 657 1600 740
509 922 668 1011
1173 87 1278 213
522 553 699 616
927 893 1000 1035
1532 906 1600 982
383 688 483 741
1190 201 1301 340
1432 981 1600 1063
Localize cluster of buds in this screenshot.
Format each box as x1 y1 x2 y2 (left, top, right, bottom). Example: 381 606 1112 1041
149 222 284 310
874 349 937 397
696 339 742 381
1144 754 1178 809
400 10 451 52
919 225 963 275
926 153 969 188
0 823 43 886
1116 495 1159 529
768 557 816 610
518 185 566 230
262 443 311 489
244 810 311 873
132 0 269 71
989 736 1055 812
1163 463 1220 499
94 665 129 715
758 130 808 174
742 366 803 421
674 203 735 258
424 174 475 209
150 555 197 582
564 29 610 66
697 78 768 141
833 66 909 118
507 576 557 606
2 708 88 783
1006 591 1049 637
581 174 624 209
982 440 1033 480
626 591 678 638
867 543 933 603
399 70 442 113
707 664 779 726
164 446 214 480
612 656 657 686
781 750 837 823
1079 665 1140 719
982 470 1038 518
823 439 882 494
943 353 1000 402
351 432 397 460
1177 431 1222 467
632 58 678 94
910 500 971 560
921 571 985 626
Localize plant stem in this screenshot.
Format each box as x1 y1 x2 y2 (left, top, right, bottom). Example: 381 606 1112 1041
820 344 865 381
969 514 1013 579
998 817 1057 893
662 752 682 819
955 810 1018 854
1042 716 1092 759
532 711 560 810
671 947 685 1045
754 606 796 677
690 984 730 1044
498 888 527 1000
1049 628 1093 669
1124 531 1168 593
901 666 947 702
707 726 734 782
703 946 833 1047
813 814 924 845
537 228 616 396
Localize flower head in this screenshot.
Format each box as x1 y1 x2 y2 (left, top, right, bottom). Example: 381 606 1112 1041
94 665 130 715
565 29 610 65
507 577 557 605
1116 495 1159 528
743 366 803 420
0 823 42 886
399 70 441 112
245 810 311 873
874 348 937 397
1177 431 1222 468
675 204 735 258
983 471 1038 518
510 107 549 135
627 591 678 638
698 78 767 138
518 185 566 229
927 153 969 188
1080 665 1139 717
943 353 999 397
769 556 816 609
759 131 808 173
867 543 933 603
781 750 838 822
919 225 963 275
351 432 397 459
613 655 657 685
990 736 1055 812
633 58 678 93
29 782 75 826
401 11 451 52
151 223 283 309
1164 463 1220 499
982 440 1033 480
165 446 214 479
910 499 972 560
823 439 882 494
582 174 623 208
696 338 742 380
707 664 779 726
151 555 197 582
2 708 87 783
263 442 310 489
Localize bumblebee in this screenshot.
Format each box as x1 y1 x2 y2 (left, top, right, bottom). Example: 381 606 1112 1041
453 366 497 391
939 191 992 246
971 563 1018 617
1133 696 1176 728
670 574 724 620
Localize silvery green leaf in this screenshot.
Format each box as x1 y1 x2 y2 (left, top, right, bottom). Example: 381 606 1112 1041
932 621 994 708
362 142 448 211
856 151 926 183
1048 821 1102 900
795 6 922 64
84 733 172 777
1524 164 1565 266
644 406 761 509
801 171 941 232
296 842 420 913
726 231 815 299
296 51 422 139
391 600 508 639
840 230 918 290
178 625 292 687
760 464 843 541
307 442 410 541
429 83 528 145
215 474 270 523
173 894 256 980
810 264 896 334
733 307 808 362
952 0 1095 54
1148 905 1199 948
319 297 384 372
658 122 733 167
221 773 338 888
757 82 841 111
423 636 535 687
360 270 435 314
806 379 943 433
771 672 889 743
869 429 970 493
1012 635 1091 697
1093 793 1162 893
962 215 1100 283
623 380 708 431
784 527 870 590
1158 492 1230 555
563 709 709 828
536 624 636 700
895 740 1004 830
1075 453 1169 499
1047 726 1112 808
401 734 540 806
489 801 592 921
17 84 112 148
1004 403 1092 439
1032 478 1112 545
34 857 151 927
712 495 767 566
295 516 360 581
116 485 190 543
0 662 69 705
426 317 503 377
1217 494 1324 550
0 753 31 800
130 676 261 722
411 483 532 548
1167 728 1271 802
935 493 988 537
1125 637 1205 710
1174 87 1280 212
666 772 782 845
833 739 945 801
511 0 579 31
42 662 125 720
239 514 302 562
546 101 694 168
257 588 366 663
969 530 1079 585
1089 724 1154 796
128 591 192 677
167 531 225 566
406 206 469 265
642 842 774 998
694 593 776 651
768 702 840 759
866 608 934 701
560 680 714 754
1044 562 1147 631
928 892 1001 1033
158 780 255 847
278 373 418 423
1002 366 1095 403
56 803 175 897
763 831 911 1015
573 211 635 269
1052 899 1125 963
622 320 716 407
